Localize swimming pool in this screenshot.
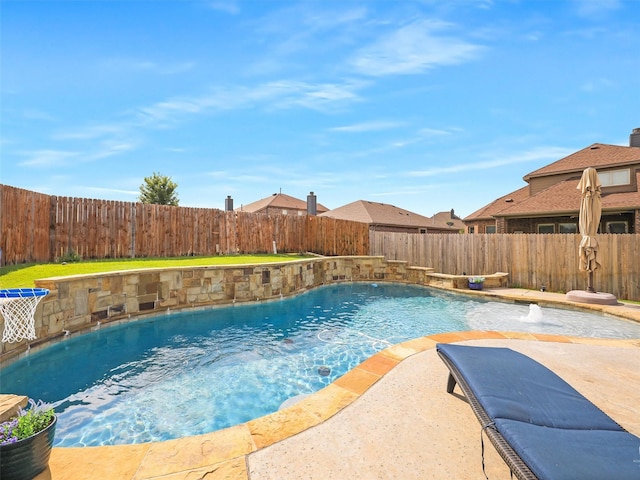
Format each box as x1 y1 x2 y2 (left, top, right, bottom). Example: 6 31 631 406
2 282 640 447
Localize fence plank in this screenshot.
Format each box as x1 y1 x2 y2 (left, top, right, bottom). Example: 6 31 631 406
1 185 369 265
370 231 640 301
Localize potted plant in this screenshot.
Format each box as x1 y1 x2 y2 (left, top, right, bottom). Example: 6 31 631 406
468 276 485 290
0 399 56 480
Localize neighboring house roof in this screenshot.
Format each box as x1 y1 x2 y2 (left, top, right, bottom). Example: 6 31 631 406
432 209 466 231
495 171 640 218
320 200 458 231
524 143 640 180
464 186 530 221
237 193 329 214
465 143 640 221
494 178 583 217
321 200 425 225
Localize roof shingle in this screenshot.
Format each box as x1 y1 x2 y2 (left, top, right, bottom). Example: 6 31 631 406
320 200 458 231
525 143 640 180
465 142 640 221
238 193 329 214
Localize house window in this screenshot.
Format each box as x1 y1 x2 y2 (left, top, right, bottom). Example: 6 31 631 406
419 228 427 234
468 227 475 233
282 210 288 215
599 168 630 187
537 223 555 233
559 223 578 234
485 225 496 234
606 221 628 233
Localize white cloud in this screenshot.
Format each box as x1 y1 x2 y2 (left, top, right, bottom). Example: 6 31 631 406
571 0 621 17
18 149 78 167
328 125 459 156
89 141 137 160
579 78 615 93
17 140 137 168
100 58 195 75
408 146 573 177
80 186 139 197
229 174 272 184
53 124 125 141
418 127 460 137
206 1 240 15
255 4 368 37
205 170 229 178
134 80 365 126
276 81 364 112
245 5 368 76
22 109 57 122
330 121 405 133
349 20 483 76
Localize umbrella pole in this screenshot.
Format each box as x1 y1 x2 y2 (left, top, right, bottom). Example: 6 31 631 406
587 271 595 293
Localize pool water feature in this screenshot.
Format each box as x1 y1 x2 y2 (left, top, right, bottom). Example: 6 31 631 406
2 283 639 447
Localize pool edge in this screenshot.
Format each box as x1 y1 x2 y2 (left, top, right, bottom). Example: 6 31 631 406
41 328 640 480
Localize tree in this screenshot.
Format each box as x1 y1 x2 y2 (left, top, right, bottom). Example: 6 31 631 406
139 172 179 206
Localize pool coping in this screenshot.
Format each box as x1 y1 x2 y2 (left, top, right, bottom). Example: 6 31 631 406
39 287 640 480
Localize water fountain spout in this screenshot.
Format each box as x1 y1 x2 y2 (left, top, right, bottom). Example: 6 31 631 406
520 304 543 323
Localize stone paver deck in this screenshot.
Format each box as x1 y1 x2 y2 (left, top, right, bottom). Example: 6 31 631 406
33 288 640 479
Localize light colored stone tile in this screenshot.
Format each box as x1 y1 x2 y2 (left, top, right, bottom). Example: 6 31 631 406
45 444 150 480
531 332 572 343
247 405 321 450
333 366 380 395
425 331 467 344
134 425 254 479
292 384 358 420
357 352 400 376
457 330 508 340
383 343 421 360
500 330 539 340
141 458 248 480
394 336 438 353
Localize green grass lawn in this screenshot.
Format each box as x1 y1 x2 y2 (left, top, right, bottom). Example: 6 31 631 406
0 254 313 289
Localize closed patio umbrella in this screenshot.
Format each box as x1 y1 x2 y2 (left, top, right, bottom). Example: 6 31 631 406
577 167 602 292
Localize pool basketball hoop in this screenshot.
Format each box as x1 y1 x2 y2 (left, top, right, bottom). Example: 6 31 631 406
0 288 49 343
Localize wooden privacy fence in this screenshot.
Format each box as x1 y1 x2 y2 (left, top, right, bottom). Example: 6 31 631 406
0 185 369 264
4 184 639 301
371 232 640 302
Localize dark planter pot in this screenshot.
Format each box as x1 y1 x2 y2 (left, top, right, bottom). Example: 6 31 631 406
468 282 484 291
0 415 57 480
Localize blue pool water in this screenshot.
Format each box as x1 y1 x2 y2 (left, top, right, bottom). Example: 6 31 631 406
2 283 640 447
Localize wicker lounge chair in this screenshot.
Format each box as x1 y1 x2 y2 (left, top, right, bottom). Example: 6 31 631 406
436 343 640 480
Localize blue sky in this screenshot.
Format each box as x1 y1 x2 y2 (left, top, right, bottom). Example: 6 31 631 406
2 0 639 218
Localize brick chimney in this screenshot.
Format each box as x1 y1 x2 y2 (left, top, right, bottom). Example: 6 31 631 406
630 128 640 147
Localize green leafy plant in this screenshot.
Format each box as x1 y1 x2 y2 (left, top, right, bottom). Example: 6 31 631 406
468 276 485 283
57 250 82 263
139 172 179 205
0 399 54 445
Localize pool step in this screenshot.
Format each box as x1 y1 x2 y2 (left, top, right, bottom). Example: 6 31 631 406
0 394 28 422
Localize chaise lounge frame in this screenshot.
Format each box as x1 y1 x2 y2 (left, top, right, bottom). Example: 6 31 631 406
438 349 538 480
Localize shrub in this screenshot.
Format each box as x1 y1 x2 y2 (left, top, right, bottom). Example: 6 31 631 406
0 399 54 445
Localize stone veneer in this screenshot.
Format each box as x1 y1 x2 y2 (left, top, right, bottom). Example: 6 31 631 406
0 256 510 361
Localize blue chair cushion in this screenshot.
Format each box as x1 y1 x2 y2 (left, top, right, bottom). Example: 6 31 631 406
494 418 640 480
436 343 622 431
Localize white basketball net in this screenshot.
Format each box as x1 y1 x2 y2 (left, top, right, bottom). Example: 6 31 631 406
0 294 44 343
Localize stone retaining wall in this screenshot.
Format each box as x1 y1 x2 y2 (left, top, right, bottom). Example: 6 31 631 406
2 256 501 362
